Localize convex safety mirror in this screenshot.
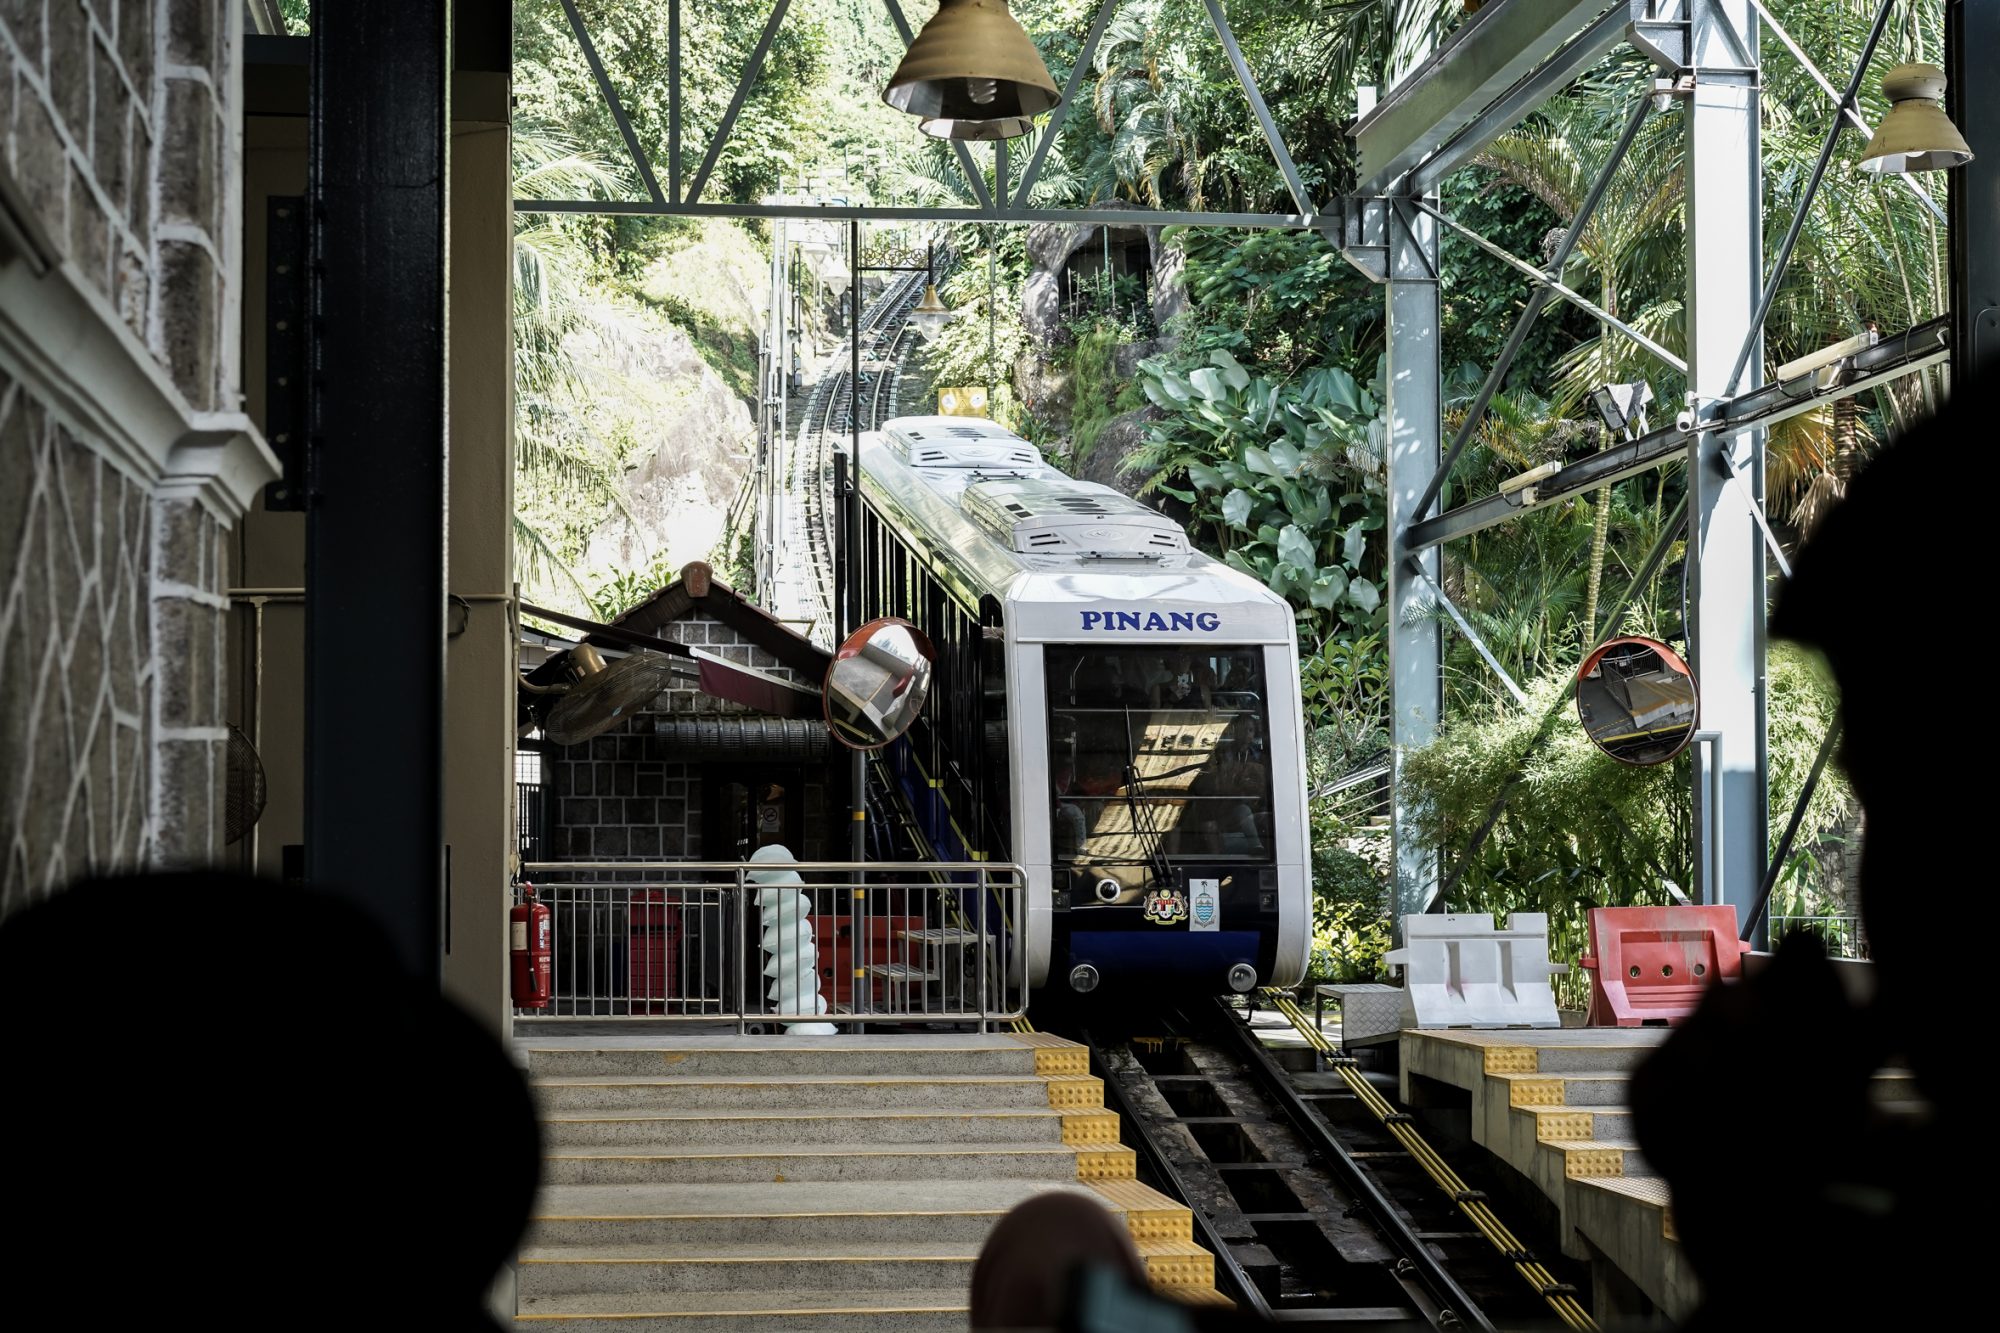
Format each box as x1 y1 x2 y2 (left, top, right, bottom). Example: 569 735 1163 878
1576 636 1699 766
824 618 935 750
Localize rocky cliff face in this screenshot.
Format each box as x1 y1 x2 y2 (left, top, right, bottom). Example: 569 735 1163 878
571 299 756 582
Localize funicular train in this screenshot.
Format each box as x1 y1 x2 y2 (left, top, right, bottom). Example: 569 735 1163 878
853 416 1310 995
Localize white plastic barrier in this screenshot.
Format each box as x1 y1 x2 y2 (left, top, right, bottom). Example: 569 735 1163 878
1382 913 1566 1030
747 844 836 1035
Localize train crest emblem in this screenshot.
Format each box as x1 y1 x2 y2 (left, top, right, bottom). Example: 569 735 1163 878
1142 887 1188 925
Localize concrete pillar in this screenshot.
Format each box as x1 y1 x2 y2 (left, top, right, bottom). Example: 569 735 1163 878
442 76 516 1034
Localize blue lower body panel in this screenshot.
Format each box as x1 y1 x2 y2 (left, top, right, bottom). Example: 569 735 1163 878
1065 930 1263 982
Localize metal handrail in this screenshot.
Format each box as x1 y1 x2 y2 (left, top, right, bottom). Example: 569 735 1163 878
516 860 1026 1031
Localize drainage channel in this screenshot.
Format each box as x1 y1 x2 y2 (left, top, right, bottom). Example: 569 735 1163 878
1078 1001 1582 1328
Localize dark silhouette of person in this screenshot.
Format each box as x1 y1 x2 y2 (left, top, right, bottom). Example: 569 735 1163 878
2 873 540 1331
1629 385 1982 1329
971 1192 1151 1329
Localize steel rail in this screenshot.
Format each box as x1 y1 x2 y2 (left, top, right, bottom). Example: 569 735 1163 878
1192 1000 1500 1331
1257 994 1598 1331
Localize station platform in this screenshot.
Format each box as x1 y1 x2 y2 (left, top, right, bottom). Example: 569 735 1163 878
509 1031 1224 1329
1398 1027 1693 1319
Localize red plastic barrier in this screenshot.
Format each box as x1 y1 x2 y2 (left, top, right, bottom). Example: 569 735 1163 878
1579 905 1749 1027
629 890 680 1013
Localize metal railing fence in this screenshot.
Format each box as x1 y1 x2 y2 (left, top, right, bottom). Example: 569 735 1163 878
1769 913 1869 960
515 860 1025 1030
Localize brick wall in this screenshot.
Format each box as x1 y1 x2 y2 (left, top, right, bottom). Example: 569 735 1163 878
1 2 248 910
545 613 831 863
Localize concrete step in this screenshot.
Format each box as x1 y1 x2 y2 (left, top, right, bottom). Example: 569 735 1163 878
519 1239 1216 1301
514 1287 967 1332
541 1142 1134 1186
524 1180 1107 1248
532 1074 1072 1115
1492 1072 1630 1108
1522 1105 1633 1145
518 1243 976 1299
519 1035 1047 1080
1542 1138 1652 1181
539 1109 1078 1148
1519 1042 1658 1074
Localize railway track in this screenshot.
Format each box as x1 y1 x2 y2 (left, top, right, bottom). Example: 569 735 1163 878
788 266 929 643
1070 1000 1586 1329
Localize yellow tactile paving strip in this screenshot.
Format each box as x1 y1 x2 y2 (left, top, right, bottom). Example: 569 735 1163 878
1012 1031 1221 1299
1530 1109 1597 1143
1043 1073 1105 1107
1059 1110 1123 1145
1483 1045 1540 1074
1503 1075 1567 1106
1557 1144 1628 1179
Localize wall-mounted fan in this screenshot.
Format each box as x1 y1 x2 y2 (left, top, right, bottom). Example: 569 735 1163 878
542 644 683 746
224 725 268 844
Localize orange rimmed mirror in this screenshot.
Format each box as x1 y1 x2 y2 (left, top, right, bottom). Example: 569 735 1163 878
824 617 935 751
1576 636 1699 766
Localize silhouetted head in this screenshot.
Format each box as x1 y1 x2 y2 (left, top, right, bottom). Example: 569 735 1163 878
969 1191 1148 1328
3 873 540 1329
1772 381 1984 1114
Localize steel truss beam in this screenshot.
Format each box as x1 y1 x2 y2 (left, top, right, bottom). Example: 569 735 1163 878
1404 316 1948 552
1412 90 1655 522
1353 0 1618 195
518 0 1322 233
1416 199 1687 373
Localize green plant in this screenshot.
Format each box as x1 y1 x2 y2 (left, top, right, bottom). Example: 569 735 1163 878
1131 349 1387 637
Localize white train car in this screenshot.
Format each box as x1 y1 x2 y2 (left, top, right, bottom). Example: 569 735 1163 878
853 416 1310 994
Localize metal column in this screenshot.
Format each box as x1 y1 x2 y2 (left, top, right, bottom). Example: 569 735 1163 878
1949 0 1999 378
1385 200 1443 920
1685 0 1768 931
304 0 451 977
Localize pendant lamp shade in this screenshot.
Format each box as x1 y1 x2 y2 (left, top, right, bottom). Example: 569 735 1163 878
1859 63 1974 174
920 115 1037 142
907 283 954 343
884 0 1060 140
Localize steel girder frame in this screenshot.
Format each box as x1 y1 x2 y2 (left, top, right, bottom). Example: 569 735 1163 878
1385 198 1443 921
1367 0 1775 927
1684 0 1768 935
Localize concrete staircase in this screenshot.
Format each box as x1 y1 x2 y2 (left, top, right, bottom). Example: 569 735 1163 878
512 1032 1219 1330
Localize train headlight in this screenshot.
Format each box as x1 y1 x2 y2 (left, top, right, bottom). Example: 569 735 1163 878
1226 964 1258 993
1093 878 1122 903
1069 964 1101 993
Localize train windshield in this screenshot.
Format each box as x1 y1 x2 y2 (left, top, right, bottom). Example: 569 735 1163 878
1045 646 1274 865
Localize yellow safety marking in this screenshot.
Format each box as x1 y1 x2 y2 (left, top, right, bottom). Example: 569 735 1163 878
854 889 865 899
1534 1111 1595 1143
1140 1243 1214 1289
1043 1074 1105 1109
1089 1180 1195 1244
1059 1111 1122 1145
851 810 866 821
1073 1146 1137 1181
1562 1146 1626 1179
1483 1045 1540 1074
1033 1047 1089 1076
1508 1077 1566 1107
928 778 945 788
853 968 866 979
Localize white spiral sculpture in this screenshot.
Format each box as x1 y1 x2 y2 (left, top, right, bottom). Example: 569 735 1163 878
747 844 836 1036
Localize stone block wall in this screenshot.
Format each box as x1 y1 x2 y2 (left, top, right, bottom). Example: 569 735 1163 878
2 2 258 912
544 612 831 863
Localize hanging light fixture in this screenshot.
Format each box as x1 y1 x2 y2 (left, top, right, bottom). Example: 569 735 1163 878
907 283 955 344
919 115 1035 142
883 0 1060 142
1859 63 1974 174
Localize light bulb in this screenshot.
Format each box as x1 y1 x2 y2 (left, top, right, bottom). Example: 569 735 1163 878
967 77 998 105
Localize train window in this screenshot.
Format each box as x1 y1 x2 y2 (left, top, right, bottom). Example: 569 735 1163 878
1046 646 1274 865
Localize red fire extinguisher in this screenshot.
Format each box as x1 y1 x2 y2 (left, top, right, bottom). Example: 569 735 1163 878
511 883 553 1009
